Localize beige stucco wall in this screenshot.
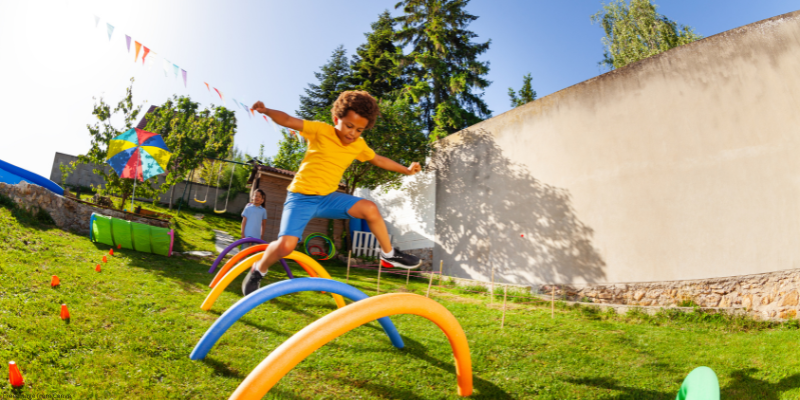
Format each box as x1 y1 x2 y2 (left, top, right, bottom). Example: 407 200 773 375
434 11 800 286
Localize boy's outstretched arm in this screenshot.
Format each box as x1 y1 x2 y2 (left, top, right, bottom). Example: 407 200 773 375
368 155 421 175
252 101 304 131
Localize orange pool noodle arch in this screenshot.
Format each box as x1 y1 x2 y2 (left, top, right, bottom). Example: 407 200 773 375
201 251 345 310
209 245 318 288
229 293 472 399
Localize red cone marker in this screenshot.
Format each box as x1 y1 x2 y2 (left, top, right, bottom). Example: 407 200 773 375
8 361 23 388
60 304 70 320
50 275 60 287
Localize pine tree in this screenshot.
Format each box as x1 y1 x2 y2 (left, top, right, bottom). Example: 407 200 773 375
297 45 354 120
508 73 537 108
592 0 702 70
395 0 492 140
349 11 407 100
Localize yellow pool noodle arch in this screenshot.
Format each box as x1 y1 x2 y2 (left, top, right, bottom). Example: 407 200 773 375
201 251 346 310
229 293 473 399
210 245 319 288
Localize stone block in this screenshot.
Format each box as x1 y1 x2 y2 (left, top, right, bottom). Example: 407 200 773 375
780 291 799 307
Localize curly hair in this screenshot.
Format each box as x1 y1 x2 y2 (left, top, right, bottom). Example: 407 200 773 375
331 91 380 129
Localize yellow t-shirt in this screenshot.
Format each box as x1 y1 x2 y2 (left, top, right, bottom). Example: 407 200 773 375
287 120 376 195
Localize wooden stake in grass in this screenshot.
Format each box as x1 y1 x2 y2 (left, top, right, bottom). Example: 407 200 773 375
345 250 352 284
406 268 411 288
490 266 495 304
501 285 508 329
551 285 556 319
438 260 444 287
376 262 382 295
426 266 435 298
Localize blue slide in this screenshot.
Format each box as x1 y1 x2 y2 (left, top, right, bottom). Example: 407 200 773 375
0 158 64 196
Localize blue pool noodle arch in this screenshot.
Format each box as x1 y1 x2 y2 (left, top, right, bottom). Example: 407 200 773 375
190 278 405 360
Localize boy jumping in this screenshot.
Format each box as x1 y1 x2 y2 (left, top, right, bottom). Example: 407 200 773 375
244 91 422 296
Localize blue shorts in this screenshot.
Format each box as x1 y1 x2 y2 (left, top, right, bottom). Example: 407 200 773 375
279 191 362 239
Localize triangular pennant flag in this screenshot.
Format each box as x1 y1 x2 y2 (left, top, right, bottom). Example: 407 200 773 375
204 82 210 91
250 108 255 116
163 59 171 77
173 64 179 79
134 41 142 62
125 35 131 52
181 69 187 87
94 15 100 28
263 115 268 122
106 23 114 41
213 88 222 100
141 46 150 65
147 52 156 69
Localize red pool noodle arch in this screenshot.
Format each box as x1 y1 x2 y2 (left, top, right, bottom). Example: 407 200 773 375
209 244 318 288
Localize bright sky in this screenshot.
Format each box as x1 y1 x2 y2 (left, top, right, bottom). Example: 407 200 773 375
1 0 797 178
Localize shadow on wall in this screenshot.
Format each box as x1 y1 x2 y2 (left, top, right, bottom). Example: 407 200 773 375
380 170 436 249
432 128 606 286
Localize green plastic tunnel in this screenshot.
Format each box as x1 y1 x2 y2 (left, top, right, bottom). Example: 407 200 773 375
90 213 174 256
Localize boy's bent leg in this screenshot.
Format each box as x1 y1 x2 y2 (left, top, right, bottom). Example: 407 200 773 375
347 199 421 270
348 199 392 253
243 235 299 296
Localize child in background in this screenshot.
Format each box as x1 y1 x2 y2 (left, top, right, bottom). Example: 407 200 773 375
240 189 267 249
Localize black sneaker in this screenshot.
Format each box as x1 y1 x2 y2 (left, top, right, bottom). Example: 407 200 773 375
380 248 422 270
242 267 264 296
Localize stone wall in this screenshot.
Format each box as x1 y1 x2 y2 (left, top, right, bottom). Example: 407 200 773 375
548 269 800 321
0 181 169 235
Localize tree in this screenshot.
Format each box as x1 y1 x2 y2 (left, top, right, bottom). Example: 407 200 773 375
592 0 702 71
60 79 155 209
142 95 236 209
394 0 492 140
265 130 308 172
313 99 430 194
349 11 407 100
297 45 354 120
508 73 537 108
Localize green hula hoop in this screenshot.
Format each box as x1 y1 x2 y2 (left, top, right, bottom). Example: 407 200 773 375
303 233 336 261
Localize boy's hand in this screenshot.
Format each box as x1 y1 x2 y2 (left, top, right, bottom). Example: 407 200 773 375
252 101 268 114
406 162 422 175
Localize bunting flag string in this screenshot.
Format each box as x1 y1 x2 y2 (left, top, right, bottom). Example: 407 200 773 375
88 12 277 131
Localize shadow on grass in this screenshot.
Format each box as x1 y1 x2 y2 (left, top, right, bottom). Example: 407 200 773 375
201 356 245 379
721 368 800 400
343 333 512 399
565 376 672 400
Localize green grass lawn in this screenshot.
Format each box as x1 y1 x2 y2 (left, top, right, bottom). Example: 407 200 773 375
1 202 800 399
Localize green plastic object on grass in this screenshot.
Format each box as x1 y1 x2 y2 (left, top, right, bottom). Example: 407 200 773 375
132 222 152 253
90 213 174 257
111 218 133 250
675 367 720 400
92 214 114 247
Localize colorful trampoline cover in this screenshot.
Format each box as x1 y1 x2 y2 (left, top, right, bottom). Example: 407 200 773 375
106 128 172 182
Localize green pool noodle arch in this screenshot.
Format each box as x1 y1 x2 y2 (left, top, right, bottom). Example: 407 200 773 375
90 213 174 256
676 366 720 400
